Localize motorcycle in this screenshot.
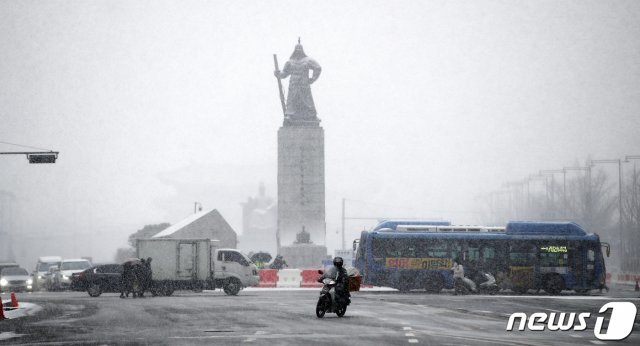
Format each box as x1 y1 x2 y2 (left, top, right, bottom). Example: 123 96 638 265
315 270 348 318
454 269 499 295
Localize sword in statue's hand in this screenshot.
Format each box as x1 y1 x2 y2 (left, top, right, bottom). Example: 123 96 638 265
273 54 286 116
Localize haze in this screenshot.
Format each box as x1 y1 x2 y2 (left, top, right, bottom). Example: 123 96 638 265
1 0 639 268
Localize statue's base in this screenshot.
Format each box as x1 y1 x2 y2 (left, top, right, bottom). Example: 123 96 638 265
283 116 321 127
280 244 327 268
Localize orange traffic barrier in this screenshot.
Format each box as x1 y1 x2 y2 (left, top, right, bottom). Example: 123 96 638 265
258 269 277 287
300 269 323 288
0 301 5 320
10 292 18 308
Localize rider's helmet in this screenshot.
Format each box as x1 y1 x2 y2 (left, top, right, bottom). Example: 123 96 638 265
333 257 344 268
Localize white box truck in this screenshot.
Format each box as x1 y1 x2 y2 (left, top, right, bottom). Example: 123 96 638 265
136 238 259 296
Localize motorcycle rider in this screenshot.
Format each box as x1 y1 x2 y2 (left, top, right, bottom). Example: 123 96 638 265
319 257 351 305
452 257 477 293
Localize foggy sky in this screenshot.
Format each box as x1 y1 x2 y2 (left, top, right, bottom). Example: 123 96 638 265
1 0 639 265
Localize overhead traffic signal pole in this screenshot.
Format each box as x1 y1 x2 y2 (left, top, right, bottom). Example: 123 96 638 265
0 151 59 163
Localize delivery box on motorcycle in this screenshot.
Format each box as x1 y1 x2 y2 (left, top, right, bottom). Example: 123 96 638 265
347 267 362 292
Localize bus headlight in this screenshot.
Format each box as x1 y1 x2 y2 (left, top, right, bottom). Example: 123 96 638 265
0 278 7 286
27 279 33 285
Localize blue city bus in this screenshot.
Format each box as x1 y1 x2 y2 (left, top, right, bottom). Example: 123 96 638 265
353 220 610 294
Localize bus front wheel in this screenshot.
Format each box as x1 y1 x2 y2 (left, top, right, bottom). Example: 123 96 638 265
544 275 564 295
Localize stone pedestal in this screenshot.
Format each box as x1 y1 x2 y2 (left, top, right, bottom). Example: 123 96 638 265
277 124 326 248
280 244 327 268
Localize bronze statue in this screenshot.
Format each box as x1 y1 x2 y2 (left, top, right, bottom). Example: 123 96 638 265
274 39 322 122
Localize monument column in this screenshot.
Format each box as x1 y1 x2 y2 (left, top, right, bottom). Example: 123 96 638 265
274 40 327 268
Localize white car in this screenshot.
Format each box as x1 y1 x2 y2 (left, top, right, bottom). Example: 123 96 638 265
0 267 33 292
48 259 92 291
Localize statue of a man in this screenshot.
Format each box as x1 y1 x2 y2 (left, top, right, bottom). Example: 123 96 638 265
274 40 322 121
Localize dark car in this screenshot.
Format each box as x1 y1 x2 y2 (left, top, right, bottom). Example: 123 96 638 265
71 264 123 297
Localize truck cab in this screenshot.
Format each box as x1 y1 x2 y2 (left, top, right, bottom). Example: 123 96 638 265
213 248 259 295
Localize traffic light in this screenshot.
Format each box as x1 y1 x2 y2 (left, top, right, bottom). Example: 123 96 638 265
28 154 57 164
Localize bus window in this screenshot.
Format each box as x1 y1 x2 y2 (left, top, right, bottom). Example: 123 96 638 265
425 239 448 258
468 242 480 258
509 242 536 266
356 238 365 261
587 248 596 280
449 243 462 261
482 247 495 260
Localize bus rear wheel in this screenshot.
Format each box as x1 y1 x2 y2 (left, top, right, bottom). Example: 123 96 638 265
512 286 528 294
425 274 444 293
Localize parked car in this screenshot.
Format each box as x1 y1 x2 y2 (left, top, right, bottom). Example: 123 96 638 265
0 267 33 292
47 258 92 291
71 264 123 297
32 256 62 291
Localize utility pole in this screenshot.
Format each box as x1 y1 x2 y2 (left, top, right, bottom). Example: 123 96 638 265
341 198 346 250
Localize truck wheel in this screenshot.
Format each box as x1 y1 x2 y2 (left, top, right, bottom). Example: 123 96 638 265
223 278 241 296
87 284 102 297
150 287 159 297
192 281 204 293
162 283 174 296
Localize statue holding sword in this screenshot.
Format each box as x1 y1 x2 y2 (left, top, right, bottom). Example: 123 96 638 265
273 38 322 123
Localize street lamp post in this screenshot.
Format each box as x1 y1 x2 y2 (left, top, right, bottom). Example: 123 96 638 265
503 180 527 219
589 159 623 269
563 166 591 221
540 169 565 219
528 174 547 219
623 155 640 271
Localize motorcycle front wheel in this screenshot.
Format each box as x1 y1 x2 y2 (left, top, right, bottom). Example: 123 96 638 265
336 304 347 317
316 298 326 318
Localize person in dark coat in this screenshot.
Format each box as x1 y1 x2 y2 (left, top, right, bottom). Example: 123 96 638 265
137 258 153 297
120 261 135 298
269 255 288 270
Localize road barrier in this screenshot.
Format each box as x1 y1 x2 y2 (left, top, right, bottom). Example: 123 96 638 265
300 269 323 288
276 269 302 288
614 273 640 285
258 269 278 287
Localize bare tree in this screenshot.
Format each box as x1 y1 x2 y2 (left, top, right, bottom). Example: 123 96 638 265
565 168 616 233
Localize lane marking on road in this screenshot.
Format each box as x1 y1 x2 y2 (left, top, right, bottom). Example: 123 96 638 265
590 341 606 345
478 295 640 301
405 333 415 337
569 334 582 338
408 339 419 343
403 326 412 330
